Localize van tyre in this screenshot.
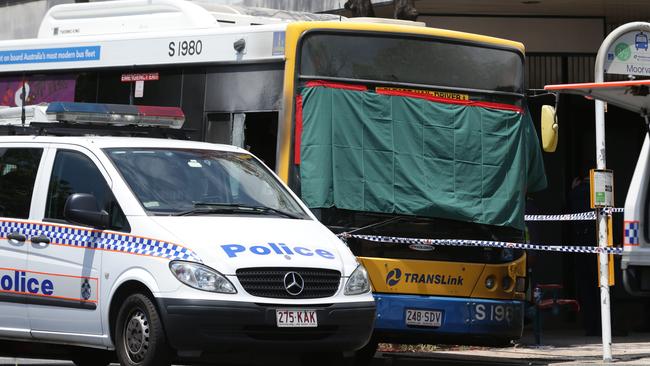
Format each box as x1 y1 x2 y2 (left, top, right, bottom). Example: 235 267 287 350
71 348 112 366
353 338 378 366
300 352 348 366
115 293 171 366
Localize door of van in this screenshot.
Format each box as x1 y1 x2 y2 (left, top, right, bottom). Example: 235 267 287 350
27 145 125 345
0 145 46 340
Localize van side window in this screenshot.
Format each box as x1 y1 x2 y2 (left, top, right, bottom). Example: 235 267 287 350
45 150 130 231
0 148 43 219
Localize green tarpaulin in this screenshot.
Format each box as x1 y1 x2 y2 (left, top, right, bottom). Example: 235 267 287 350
298 84 546 230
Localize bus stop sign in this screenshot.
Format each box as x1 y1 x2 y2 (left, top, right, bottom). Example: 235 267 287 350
604 30 650 76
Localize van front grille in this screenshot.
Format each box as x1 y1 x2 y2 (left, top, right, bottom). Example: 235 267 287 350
236 267 341 299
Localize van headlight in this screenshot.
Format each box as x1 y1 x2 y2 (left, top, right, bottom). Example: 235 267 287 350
344 264 370 295
169 261 236 294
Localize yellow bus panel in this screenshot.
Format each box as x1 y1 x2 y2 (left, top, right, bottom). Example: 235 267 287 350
360 253 526 301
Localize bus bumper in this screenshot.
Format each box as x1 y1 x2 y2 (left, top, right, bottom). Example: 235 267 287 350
372 294 524 344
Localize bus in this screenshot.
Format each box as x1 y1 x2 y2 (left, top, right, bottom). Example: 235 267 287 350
0 0 546 354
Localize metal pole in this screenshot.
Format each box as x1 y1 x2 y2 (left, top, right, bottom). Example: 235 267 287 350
594 98 612 362
593 21 650 361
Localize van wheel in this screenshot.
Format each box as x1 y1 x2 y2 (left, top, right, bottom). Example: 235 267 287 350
115 293 171 366
71 349 112 366
299 352 346 366
353 338 378 365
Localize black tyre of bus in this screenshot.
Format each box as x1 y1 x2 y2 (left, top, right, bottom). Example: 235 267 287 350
115 293 171 366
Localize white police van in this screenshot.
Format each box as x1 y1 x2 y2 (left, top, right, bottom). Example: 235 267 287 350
623 126 650 296
0 102 375 366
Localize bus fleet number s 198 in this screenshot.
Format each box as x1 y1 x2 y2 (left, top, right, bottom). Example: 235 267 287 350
168 40 203 57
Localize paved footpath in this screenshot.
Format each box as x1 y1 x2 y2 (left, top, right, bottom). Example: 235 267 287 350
386 331 650 365
3 331 650 365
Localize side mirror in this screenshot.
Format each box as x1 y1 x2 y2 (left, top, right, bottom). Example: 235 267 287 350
541 105 559 152
64 193 110 229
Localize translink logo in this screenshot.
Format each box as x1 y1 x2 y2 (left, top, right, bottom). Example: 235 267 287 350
385 268 464 286
386 268 402 286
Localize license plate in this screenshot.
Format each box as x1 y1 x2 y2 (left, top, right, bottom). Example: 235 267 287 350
276 309 318 327
405 309 443 327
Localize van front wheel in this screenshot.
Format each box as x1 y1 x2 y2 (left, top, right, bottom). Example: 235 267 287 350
71 348 112 366
115 293 171 366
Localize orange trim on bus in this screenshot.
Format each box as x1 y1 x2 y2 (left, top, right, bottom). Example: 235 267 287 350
305 80 368 91
376 88 523 113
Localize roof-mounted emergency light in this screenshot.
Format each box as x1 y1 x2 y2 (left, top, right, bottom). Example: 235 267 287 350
46 102 185 129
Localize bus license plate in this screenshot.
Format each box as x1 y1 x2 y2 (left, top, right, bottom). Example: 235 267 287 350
405 309 442 327
276 309 318 327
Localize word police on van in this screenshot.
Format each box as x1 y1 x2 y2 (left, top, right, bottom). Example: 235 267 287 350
0 102 375 366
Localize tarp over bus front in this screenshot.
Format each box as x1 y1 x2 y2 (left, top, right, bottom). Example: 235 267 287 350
298 83 546 231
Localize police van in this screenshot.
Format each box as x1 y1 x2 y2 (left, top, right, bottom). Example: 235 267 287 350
0 102 375 366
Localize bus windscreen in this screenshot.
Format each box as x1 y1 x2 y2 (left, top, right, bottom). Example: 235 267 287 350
299 32 524 95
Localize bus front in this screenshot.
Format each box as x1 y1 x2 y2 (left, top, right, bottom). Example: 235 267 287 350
280 22 547 346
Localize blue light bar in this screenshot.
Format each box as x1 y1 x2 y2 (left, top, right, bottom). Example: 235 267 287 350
46 102 185 129
48 102 112 114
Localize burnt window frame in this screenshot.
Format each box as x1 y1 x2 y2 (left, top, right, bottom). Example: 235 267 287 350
295 29 526 99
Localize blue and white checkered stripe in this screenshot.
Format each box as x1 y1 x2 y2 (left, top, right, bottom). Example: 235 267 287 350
1 220 202 263
524 208 624 222
625 221 640 245
0 220 29 238
340 234 624 256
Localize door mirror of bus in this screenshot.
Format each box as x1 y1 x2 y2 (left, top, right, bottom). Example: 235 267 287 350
541 105 559 152
64 193 110 229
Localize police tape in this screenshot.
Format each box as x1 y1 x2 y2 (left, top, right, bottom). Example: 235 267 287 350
524 208 624 221
339 233 624 255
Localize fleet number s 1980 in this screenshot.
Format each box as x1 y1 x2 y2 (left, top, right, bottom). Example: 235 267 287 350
168 40 203 57
474 304 514 323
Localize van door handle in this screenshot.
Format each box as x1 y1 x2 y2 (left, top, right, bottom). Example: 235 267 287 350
7 232 27 243
31 235 51 245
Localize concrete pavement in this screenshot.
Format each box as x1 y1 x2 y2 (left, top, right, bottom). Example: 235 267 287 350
383 330 650 365
4 331 650 365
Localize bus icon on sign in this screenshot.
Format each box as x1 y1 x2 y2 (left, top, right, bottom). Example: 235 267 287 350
636 32 648 51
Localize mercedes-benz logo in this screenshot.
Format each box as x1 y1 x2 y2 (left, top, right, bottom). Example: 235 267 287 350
283 271 305 296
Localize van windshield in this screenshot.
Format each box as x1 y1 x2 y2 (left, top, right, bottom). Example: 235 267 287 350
105 148 310 219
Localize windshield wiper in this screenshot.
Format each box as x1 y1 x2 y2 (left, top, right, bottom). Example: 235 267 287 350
173 203 303 219
246 205 304 220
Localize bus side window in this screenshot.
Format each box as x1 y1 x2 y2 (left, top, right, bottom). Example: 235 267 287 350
243 112 278 170
205 113 234 145
205 112 278 170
